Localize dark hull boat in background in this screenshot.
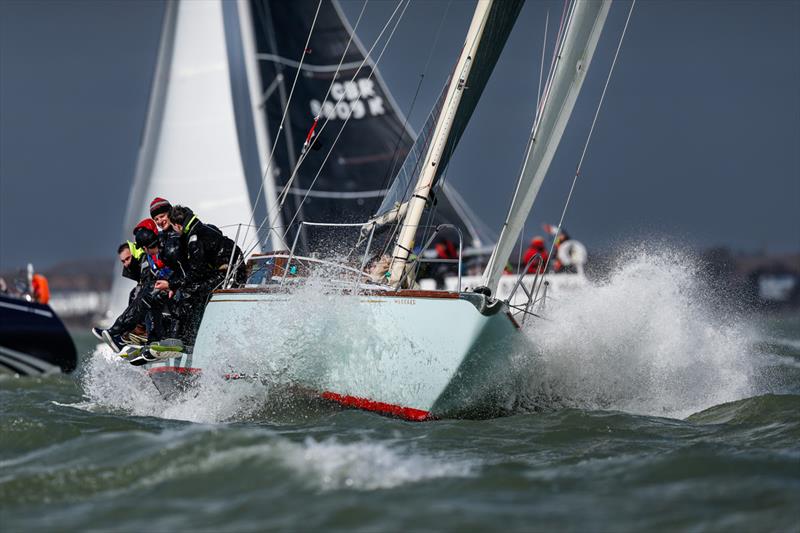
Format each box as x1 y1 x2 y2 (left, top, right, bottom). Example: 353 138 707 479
0 294 77 375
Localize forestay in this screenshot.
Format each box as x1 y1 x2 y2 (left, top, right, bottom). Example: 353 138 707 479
385 0 523 285
481 0 611 294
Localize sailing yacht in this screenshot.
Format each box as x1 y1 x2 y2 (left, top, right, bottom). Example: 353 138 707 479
107 0 490 321
138 0 615 420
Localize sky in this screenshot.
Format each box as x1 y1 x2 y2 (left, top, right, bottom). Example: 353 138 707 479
1 0 798 272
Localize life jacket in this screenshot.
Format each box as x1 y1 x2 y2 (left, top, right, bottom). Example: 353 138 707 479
145 253 172 280
435 240 458 260
31 274 49 304
126 240 145 260
523 246 549 274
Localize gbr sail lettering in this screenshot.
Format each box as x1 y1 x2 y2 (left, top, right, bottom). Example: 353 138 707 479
310 78 385 120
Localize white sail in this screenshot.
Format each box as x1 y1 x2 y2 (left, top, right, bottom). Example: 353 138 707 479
388 0 522 285
481 0 611 294
108 0 267 318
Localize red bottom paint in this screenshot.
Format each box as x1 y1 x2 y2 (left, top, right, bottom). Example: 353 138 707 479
147 366 202 375
321 391 430 421
145 367 430 421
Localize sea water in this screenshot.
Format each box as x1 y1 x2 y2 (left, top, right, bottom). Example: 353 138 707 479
1 250 798 531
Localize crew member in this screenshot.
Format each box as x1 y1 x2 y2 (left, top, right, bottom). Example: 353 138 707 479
552 230 571 273
31 273 49 304
96 219 174 352
167 205 245 345
150 197 173 232
523 236 549 274
149 196 186 293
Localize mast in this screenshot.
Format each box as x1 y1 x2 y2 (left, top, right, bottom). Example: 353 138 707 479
387 0 495 286
480 0 611 294
237 0 284 250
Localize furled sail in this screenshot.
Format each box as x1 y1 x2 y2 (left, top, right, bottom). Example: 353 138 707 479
108 0 268 318
249 0 496 248
481 0 611 293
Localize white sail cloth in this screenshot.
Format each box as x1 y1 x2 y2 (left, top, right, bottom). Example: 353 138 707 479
108 0 262 319
481 0 611 293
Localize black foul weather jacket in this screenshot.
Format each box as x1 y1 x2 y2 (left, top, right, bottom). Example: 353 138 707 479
177 216 243 290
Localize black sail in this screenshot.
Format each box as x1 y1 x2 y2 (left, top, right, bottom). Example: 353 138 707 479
249 0 495 249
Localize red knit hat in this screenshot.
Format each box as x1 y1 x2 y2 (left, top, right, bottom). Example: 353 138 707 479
134 218 158 235
149 197 172 218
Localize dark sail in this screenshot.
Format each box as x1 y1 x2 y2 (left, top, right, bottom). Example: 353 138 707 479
249 0 494 249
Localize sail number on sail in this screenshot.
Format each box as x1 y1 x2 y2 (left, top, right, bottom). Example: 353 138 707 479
309 78 385 120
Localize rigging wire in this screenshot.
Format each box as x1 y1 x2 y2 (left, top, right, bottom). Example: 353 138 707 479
271 0 371 247
376 0 454 199
489 0 573 284
244 0 369 252
278 0 412 243
533 0 637 303
520 9 550 272
275 0 409 233
240 0 323 252
383 0 510 278
238 0 410 263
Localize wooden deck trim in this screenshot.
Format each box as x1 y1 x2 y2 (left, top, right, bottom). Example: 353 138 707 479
213 287 460 299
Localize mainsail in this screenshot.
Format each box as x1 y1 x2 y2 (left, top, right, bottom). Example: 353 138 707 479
481 0 611 293
249 0 495 248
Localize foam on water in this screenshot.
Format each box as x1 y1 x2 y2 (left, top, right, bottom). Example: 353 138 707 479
78 264 380 424
141 436 474 491
279 437 474 490
79 346 269 423
79 248 782 423
517 247 759 419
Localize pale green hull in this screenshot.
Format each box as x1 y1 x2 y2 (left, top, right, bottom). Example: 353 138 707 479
167 290 531 419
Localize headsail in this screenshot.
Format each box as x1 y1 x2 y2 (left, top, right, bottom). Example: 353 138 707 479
481 0 611 294
376 0 523 222
386 0 523 285
109 0 267 318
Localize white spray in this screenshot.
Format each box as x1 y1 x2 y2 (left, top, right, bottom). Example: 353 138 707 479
517 247 757 419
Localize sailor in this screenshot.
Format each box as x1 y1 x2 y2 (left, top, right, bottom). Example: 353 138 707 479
31 273 50 305
95 219 174 352
552 230 571 273
118 242 142 285
149 197 173 233
148 196 187 295
91 239 144 344
167 205 245 345
523 236 549 274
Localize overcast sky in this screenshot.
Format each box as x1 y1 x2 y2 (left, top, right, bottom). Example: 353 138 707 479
1 0 798 272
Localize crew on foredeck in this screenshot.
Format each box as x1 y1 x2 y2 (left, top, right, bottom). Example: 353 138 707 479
523 236 549 274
